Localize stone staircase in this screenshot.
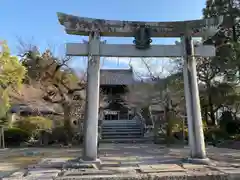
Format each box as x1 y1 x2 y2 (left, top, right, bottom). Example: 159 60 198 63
100 119 145 143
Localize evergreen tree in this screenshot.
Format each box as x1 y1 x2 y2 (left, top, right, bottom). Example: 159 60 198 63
0 41 26 125
203 0 239 41
203 0 240 80
198 0 240 125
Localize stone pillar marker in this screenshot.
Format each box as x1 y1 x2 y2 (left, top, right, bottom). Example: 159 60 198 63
182 36 206 160
83 31 101 162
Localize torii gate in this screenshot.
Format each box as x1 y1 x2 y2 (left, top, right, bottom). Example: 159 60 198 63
57 13 230 163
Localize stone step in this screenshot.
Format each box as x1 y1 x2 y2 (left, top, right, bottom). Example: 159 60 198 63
102 126 141 129
102 131 142 135
102 124 142 128
102 128 141 131
102 126 142 130
102 134 143 139
102 136 143 140
102 128 142 133
102 128 142 132
99 138 149 143
102 120 138 124
101 119 144 141
102 121 140 124
102 122 141 126
102 128 142 131
102 122 140 125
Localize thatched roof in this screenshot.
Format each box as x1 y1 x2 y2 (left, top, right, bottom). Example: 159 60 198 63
9 84 62 115
10 104 62 115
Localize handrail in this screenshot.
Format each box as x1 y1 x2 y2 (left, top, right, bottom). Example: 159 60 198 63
135 112 146 136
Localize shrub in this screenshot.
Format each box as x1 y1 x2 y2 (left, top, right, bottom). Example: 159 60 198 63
50 126 67 143
38 129 52 145
225 120 240 135
14 119 38 134
14 116 53 136
25 116 53 130
204 127 229 142
173 131 184 140
219 111 240 135
4 127 31 146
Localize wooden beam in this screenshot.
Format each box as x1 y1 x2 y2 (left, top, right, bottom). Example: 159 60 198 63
58 12 231 37
66 43 215 57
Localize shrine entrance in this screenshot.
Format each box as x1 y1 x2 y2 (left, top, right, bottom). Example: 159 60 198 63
103 111 133 120
57 13 230 162
99 69 135 121
103 111 119 120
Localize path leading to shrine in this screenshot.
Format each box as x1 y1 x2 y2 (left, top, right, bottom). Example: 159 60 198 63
1 143 240 179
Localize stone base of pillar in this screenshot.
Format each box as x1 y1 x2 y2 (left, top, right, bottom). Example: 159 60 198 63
182 157 213 165
63 158 101 169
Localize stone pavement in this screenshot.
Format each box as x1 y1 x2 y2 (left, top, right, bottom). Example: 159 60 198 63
1 143 240 179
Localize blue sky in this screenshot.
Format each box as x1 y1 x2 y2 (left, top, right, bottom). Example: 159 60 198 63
0 0 206 71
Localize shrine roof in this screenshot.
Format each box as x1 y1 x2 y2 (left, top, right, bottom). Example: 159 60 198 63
100 69 134 85
57 12 231 37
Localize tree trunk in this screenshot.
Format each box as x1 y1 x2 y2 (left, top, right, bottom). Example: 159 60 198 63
165 106 172 146
208 94 216 126
63 104 73 145
142 106 153 126
207 83 216 126
203 106 209 125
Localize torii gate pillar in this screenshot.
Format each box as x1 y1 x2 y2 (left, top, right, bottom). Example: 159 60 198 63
182 36 206 160
82 32 101 161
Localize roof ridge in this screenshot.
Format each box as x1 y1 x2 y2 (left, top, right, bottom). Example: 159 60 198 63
100 68 134 85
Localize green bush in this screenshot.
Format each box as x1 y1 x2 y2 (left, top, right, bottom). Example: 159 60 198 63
25 116 53 129
50 126 67 143
219 111 240 135
14 116 53 137
204 127 229 142
14 119 38 134
4 127 31 146
226 121 240 135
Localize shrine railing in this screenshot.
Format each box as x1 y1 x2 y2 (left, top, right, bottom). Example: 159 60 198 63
134 112 146 136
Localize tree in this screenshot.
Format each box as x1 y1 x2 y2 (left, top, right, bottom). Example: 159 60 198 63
124 58 185 144
196 55 223 125
200 0 240 125
203 0 239 41
20 48 85 144
0 41 26 125
153 71 185 145
203 0 240 78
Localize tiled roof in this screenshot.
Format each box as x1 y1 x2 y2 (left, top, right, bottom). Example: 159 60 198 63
100 69 134 85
